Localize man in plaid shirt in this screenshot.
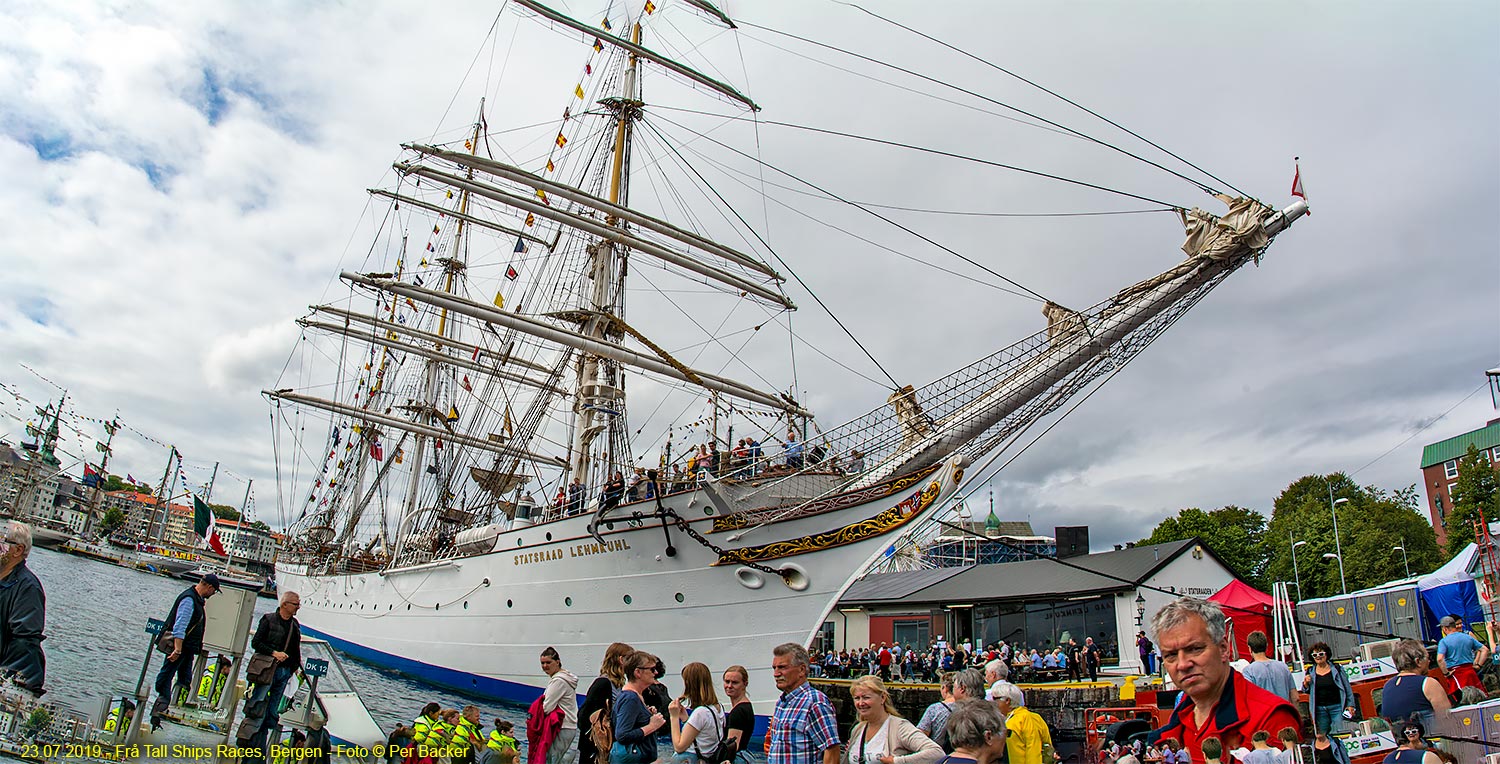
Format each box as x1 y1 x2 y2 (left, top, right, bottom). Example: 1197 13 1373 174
769 643 842 764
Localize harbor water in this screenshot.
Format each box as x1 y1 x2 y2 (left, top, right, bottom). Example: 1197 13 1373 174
24 546 532 737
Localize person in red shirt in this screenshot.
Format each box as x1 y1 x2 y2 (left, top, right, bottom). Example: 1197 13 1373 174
1147 597 1301 763
877 643 893 682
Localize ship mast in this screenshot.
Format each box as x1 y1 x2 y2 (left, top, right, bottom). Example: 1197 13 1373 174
400 103 487 526
568 23 644 489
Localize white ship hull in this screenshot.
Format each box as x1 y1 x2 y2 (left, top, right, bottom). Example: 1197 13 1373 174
279 460 962 722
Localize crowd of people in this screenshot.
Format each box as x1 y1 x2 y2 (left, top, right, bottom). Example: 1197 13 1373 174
384 643 1058 764
809 636 1108 685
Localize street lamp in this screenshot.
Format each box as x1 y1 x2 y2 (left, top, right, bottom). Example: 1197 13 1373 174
1135 592 1147 626
1322 553 1347 595
1393 541 1410 578
1327 480 1350 596
1290 537 1308 598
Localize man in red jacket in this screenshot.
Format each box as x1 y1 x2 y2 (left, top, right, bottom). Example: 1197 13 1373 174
1147 597 1301 763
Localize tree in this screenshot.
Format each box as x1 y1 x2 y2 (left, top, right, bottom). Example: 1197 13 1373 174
209 503 241 522
98 507 126 536
1142 506 1268 589
1444 444 1499 557
1264 473 1441 600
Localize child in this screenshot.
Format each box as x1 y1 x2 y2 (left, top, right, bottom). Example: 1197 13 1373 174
1202 737 1224 764
1243 731 1278 764
1276 728 1301 764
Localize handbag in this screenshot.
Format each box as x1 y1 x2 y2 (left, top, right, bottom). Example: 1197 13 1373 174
155 630 175 655
247 617 295 684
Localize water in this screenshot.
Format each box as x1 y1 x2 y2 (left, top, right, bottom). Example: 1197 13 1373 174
24 547 532 737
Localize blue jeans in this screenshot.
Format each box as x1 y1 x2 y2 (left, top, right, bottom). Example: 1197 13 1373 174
152 653 193 718
247 666 295 732
1314 704 1346 735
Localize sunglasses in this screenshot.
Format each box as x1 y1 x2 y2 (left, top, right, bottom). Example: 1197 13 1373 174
1405 730 1421 737
1311 651 1327 657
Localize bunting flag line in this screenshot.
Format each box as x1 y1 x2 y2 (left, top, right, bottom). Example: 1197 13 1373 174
555 133 567 148
471 346 482 361
594 37 603 52
575 84 586 99
493 291 506 309
394 447 404 464
601 17 612 30
586 63 592 75
432 225 441 234
525 213 535 227
370 442 384 462
546 159 555 173
506 264 520 280
447 406 460 423
644 0 656 14
514 238 527 254
461 376 472 392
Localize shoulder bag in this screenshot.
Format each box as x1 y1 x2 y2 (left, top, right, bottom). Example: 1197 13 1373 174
246 616 294 684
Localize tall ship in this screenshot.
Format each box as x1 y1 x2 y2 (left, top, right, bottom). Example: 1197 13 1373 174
268 1 1308 718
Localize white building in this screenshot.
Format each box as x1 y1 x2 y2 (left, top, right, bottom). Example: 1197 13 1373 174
832 538 1236 674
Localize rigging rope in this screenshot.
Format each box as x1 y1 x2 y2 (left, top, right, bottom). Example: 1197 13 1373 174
830 1 1254 200
635 118 903 390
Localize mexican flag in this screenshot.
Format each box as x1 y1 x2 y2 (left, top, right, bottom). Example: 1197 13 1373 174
193 496 227 555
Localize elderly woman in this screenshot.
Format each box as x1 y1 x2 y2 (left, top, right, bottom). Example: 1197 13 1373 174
1380 639 1451 730
941 700 1008 764
846 675 944 764
1301 641 1355 734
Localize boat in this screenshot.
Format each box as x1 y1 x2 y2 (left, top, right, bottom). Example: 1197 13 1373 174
267 0 1307 721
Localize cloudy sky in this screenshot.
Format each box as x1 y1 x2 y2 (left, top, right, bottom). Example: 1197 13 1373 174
1 0 1495 550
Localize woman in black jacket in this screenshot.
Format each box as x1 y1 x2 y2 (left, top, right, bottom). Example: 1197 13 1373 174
579 642 633 764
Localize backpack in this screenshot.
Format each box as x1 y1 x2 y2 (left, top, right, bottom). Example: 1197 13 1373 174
588 695 614 754
692 707 734 764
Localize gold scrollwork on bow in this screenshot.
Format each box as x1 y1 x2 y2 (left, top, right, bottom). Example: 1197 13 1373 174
714 481 943 566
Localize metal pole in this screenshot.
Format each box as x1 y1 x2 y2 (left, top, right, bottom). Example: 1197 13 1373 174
1328 479 1349 595
1398 540 1410 578
1289 532 1302 599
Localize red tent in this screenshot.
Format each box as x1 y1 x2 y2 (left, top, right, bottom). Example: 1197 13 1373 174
1208 580 1274 659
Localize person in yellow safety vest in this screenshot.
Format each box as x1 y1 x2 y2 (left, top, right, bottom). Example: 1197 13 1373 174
103 700 136 732
427 708 459 751
485 719 518 764
413 702 442 745
451 705 484 764
197 659 230 705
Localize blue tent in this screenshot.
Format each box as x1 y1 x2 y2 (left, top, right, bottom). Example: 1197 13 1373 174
1417 543 1483 640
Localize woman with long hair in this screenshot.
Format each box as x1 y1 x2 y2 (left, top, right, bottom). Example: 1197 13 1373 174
722 665 754 758
611 651 667 764
847 676 943 764
1301 642 1355 734
668 662 724 763
580 643 634 764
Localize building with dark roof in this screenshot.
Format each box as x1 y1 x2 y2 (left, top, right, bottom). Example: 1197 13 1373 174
1419 418 1500 548
825 538 1236 674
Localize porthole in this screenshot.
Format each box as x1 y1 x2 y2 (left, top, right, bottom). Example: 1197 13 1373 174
407 604 412 610
435 603 440 610
623 595 633 605
517 538 524 546
507 599 514 608
546 532 553 541
565 596 573 607
675 593 685 603
464 601 469 609
703 507 713 516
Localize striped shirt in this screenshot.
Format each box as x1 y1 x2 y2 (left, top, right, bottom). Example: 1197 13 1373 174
770 682 840 764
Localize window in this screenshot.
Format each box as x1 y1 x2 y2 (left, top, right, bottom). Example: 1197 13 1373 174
1445 460 1459 479
892 618 932 649
1449 483 1459 499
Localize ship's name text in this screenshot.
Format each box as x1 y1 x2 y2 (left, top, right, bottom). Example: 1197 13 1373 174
514 539 631 566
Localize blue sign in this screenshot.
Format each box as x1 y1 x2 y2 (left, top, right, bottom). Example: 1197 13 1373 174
304 658 329 678
146 618 165 636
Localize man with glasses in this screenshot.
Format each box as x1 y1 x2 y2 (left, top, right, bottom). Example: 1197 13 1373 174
1147 598 1300 762
0 521 45 696
243 591 302 756
768 643 840 764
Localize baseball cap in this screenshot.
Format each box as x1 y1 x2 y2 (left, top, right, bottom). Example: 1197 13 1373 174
1439 615 1458 628
201 573 223 592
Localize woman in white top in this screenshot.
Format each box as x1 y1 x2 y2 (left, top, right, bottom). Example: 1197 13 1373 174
668 662 726 764
848 675 944 764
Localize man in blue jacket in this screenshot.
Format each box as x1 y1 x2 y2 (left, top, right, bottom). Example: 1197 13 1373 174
0 521 46 696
